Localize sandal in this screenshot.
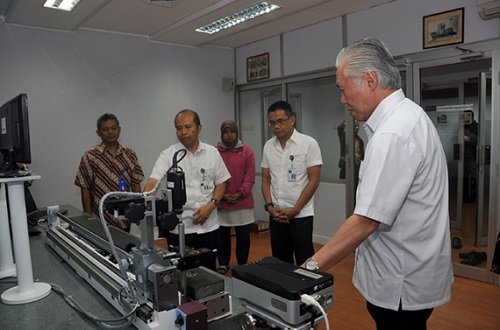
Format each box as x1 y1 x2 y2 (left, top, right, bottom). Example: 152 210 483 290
217 265 228 274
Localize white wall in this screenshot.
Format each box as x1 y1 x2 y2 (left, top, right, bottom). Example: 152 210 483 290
0 24 235 209
283 18 343 77
235 0 500 244
236 0 500 74
347 0 499 55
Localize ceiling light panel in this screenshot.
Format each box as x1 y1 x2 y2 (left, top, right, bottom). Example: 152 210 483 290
43 0 82 12
143 0 184 8
195 1 281 34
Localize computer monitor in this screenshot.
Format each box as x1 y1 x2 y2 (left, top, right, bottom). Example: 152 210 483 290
0 93 31 177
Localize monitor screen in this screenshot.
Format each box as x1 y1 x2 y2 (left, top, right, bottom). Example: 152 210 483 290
0 93 31 177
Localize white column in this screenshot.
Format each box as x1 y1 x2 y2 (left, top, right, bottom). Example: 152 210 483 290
0 183 16 278
0 175 51 304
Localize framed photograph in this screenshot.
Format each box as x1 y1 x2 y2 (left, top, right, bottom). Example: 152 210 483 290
423 8 464 49
247 53 269 82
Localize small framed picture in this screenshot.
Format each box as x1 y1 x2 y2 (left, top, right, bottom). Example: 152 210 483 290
423 8 464 49
247 53 269 82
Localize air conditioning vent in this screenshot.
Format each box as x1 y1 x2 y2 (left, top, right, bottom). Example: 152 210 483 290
477 0 500 20
143 0 183 8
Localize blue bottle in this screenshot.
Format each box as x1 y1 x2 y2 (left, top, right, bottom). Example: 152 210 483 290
118 169 128 191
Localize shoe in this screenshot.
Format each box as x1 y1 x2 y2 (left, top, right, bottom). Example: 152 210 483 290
452 237 462 249
477 251 487 261
216 265 229 275
461 252 482 266
459 250 473 259
459 250 487 261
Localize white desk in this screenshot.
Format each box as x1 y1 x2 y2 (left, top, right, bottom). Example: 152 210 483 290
0 175 51 304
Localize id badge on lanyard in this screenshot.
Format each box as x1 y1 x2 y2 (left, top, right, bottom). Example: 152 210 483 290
200 168 213 192
288 155 297 182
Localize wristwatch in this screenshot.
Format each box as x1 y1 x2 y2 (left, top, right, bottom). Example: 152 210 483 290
264 202 274 212
305 257 319 271
211 198 219 205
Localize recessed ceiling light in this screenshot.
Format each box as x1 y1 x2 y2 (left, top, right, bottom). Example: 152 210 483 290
196 2 281 35
43 0 82 12
144 0 184 8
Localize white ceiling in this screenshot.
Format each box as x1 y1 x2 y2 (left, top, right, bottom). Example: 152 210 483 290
0 0 395 48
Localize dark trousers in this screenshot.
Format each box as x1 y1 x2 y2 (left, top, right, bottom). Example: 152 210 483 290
367 301 434 330
217 225 251 266
269 215 314 266
166 230 217 270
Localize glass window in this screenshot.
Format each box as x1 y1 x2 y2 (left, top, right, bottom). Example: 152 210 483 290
419 59 492 277
286 77 343 181
239 86 282 173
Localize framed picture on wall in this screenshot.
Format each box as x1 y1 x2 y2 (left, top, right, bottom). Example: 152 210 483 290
247 53 269 82
423 7 464 49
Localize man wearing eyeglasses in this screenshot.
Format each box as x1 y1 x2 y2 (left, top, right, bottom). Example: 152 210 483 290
261 100 323 266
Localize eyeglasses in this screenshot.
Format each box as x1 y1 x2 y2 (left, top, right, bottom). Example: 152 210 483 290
268 117 291 127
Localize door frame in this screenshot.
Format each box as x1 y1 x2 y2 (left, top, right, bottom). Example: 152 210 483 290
411 56 497 283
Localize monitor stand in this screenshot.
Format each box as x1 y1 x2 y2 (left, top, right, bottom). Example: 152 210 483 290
0 175 51 304
0 183 16 279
